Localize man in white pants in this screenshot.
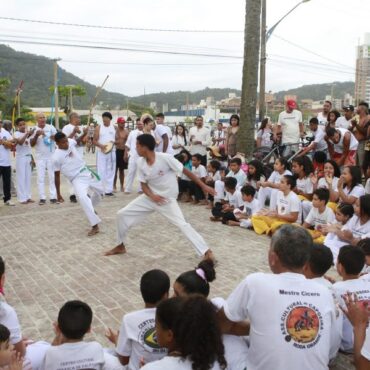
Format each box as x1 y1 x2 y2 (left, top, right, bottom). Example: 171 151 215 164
62 112 88 203
104 134 215 259
14 118 34 204
124 118 143 194
53 132 104 236
93 112 116 196
30 112 58 205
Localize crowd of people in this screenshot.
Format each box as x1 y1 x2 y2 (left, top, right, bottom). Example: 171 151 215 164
0 100 370 369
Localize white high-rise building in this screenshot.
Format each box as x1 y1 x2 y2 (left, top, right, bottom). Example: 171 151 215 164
355 33 370 103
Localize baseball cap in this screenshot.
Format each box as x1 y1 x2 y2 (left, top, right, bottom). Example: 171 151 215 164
286 99 297 109
342 105 354 112
117 117 126 124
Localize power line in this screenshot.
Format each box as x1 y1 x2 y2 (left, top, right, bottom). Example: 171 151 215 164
0 16 242 33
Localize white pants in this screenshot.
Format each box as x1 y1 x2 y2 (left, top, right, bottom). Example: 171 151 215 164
16 155 32 202
72 171 104 226
36 158 56 200
116 195 209 256
258 187 278 210
125 155 141 193
96 151 116 193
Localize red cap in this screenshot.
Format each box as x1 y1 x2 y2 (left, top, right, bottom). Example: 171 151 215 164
286 99 297 109
117 117 126 124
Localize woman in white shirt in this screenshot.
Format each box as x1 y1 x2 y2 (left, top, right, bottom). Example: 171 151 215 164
172 125 188 155
312 160 341 203
141 295 226 370
256 118 273 148
338 166 365 205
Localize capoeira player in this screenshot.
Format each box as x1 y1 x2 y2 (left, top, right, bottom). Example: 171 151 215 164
53 132 104 236
93 112 116 196
104 134 215 259
14 118 35 204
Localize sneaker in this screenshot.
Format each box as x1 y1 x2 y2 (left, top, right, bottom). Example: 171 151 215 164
105 193 115 197
5 200 15 206
70 195 77 203
50 199 60 204
39 199 46 205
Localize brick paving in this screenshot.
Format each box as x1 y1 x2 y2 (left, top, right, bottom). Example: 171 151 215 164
0 153 353 369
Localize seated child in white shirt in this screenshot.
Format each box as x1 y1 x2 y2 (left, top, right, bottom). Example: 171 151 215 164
302 188 335 243
210 177 243 223
109 269 169 370
227 185 261 228
189 154 208 204
205 160 222 208
333 246 370 353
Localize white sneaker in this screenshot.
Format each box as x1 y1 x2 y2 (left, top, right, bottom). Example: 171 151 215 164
5 200 15 206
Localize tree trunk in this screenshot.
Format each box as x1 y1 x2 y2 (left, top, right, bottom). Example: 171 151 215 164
237 0 262 158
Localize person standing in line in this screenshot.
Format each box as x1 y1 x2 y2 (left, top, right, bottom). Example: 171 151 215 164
189 116 211 166
104 134 215 259
14 118 35 204
225 114 239 158
114 117 129 192
62 112 88 203
124 118 144 194
93 112 116 196
317 100 332 127
155 113 172 140
171 124 188 155
153 114 173 154
212 122 226 148
30 112 58 205
336 105 355 129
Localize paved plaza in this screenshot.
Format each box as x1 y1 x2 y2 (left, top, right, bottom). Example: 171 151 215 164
0 153 353 369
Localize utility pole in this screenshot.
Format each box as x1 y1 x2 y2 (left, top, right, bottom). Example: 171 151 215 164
258 0 267 123
53 59 61 129
237 0 262 157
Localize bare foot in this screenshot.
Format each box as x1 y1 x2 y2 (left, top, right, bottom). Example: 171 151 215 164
227 220 240 226
210 216 221 222
205 204 213 209
198 200 208 205
87 225 99 236
104 244 127 256
120 187 125 192
27 199 35 203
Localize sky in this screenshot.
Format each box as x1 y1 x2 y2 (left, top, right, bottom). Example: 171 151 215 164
1 0 370 97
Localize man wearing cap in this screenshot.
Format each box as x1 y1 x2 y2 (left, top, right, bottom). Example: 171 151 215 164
317 100 332 127
336 106 354 129
114 117 129 192
93 112 116 196
275 100 304 145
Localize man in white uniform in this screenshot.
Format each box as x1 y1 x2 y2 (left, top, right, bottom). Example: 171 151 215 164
62 112 88 203
317 100 332 127
53 132 104 236
155 113 173 154
93 112 116 196
104 134 215 259
30 112 58 205
336 105 354 129
218 225 340 370
124 118 144 194
189 116 211 166
275 100 304 145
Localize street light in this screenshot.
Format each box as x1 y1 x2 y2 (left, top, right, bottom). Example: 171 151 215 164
258 0 311 122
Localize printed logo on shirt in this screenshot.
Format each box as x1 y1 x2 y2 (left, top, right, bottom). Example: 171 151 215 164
138 319 166 354
281 303 323 349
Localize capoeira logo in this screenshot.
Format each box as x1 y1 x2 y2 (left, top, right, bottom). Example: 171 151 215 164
281 303 322 349
139 319 164 353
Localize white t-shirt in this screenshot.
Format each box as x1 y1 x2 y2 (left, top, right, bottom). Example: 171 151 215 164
278 109 303 144
141 356 223 370
192 164 207 179
226 169 247 187
62 123 84 155
209 170 222 182
335 117 351 129
342 215 370 240
224 272 338 370
42 341 106 370
237 198 261 217
225 189 244 209
116 308 167 370
171 135 187 155
52 139 85 182
305 206 335 229
312 127 328 152
154 125 173 154
189 126 211 156
14 131 32 158
30 124 57 160
342 185 365 201
276 191 300 217
0 298 22 345
333 279 370 352
126 129 143 158
0 128 13 166
318 177 339 193
317 112 328 127
257 129 273 147
137 152 183 199
361 326 370 361
268 169 292 185
296 177 313 195
330 128 358 153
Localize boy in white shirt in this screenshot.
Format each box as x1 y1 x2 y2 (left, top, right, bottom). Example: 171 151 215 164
106 270 169 370
333 246 370 353
53 132 104 237
210 177 243 223
227 184 261 228
218 225 340 370
189 153 207 204
303 188 335 243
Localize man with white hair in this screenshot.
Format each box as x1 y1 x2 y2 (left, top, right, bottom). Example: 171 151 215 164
30 112 58 205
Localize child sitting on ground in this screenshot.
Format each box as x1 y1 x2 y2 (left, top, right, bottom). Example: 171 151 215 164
228 185 261 228
176 149 192 202
333 246 370 353
107 269 169 370
245 159 265 193
251 175 300 235
302 188 335 243
205 160 222 209
189 154 208 204
211 177 243 223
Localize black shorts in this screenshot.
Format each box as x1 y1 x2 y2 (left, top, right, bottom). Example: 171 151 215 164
116 149 127 170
